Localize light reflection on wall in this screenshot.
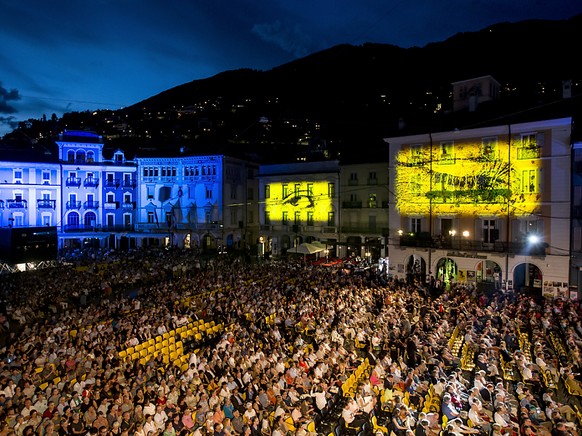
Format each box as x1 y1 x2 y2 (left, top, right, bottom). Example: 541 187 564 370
265 181 333 224
395 140 541 216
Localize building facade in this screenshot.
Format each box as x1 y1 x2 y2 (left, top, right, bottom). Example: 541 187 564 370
384 117 572 297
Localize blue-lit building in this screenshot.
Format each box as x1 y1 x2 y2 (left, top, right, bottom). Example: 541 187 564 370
0 130 259 259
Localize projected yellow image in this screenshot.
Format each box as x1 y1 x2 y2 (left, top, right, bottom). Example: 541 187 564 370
395 139 541 216
264 181 334 224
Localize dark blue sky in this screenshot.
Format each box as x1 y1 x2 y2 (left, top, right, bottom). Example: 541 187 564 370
1 0 581 136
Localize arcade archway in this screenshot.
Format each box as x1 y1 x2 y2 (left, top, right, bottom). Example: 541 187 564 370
436 257 458 290
514 262 543 298
405 254 426 284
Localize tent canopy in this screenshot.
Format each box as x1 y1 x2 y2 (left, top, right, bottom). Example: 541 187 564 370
288 242 325 255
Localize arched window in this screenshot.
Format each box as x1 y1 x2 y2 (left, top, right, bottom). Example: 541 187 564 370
84 211 97 226
67 212 80 227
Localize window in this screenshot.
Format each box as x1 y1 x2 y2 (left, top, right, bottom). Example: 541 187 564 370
230 184 237 200
282 211 288 225
307 183 313 197
483 219 499 243
42 171 50 184
14 213 24 227
124 193 131 203
124 214 132 226
107 214 115 227
522 170 538 193
307 212 314 226
42 192 50 201
328 212 335 227
349 172 358 185
410 144 423 164
411 218 421 233
248 211 254 224
42 214 51 226
411 174 422 195
67 150 75 163
369 171 377 180
282 184 288 198
205 187 212 199
247 187 254 201
147 186 154 199
369 194 377 208
294 184 300 196
230 209 238 226
440 142 454 164
265 211 271 225
294 211 300 225
481 137 497 160
518 133 541 159
13 169 23 184
147 211 155 224
265 185 270 199
328 183 335 197
106 193 115 203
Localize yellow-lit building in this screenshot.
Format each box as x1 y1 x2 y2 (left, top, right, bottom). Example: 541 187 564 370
258 161 340 256
385 117 572 297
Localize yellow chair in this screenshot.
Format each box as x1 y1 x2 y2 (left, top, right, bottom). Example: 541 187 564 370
161 339 169 348
307 421 316 433
155 342 164 351
139 349 148 358
69 329 77 338
119 350 127 359
194 333 203 342
126 347 134 355
148 345 156 355
39 382 49 391
131 352 140 360
442 414 448 429
53 377 61 385
372 414 388 434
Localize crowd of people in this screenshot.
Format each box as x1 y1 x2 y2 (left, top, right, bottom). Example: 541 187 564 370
0 247 581 436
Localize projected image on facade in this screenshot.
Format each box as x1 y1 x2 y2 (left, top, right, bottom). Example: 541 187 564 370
395 138 541 216
264 181 334 224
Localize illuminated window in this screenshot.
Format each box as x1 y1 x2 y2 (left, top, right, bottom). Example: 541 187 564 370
411 174 422 195
282 184 288 198
124 214 132 226
307 212 314 226
265 185 270 199
440 142 454 164
13 169 22 184
307 183 313 197
42 214 51 226
282 211 288 225
410 144 423 165
411 218 421 233
518 133 541 159
522 170 538 193
67 150 75 163
124 193 131 203
481 137 498 160
147 186 154 199
14 213 23 227
107 214 114 227
328 183 335 197
328 212 335 226
265 211 271 225
294 211 300 225
369 194 378 208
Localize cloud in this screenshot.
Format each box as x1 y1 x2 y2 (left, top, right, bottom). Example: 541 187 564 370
0 83 21 114
252 20 313 58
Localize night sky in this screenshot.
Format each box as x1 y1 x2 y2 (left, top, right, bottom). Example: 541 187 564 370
1 0 581 136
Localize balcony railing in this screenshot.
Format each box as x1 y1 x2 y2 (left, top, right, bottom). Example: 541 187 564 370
66 201 82 210
397 234 547 255
341 226 384 235
83 178 99 188
342 201 362 208
84 201 99 209
63 224 135 233
37 199 56 209
104 179 120 188
65 177 81 187
104 202 119 210
122 179 137 188
6 199 27 209
121 201 136 210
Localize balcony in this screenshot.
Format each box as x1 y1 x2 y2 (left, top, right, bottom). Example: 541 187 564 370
6 199 27 209
104 202 119 210
121 201 136 210
104 179 120 188
37 199 56 209
397 234 547 255
66 177 81 187
83 177 99 188
122 179 137 188
84 201 99 209
63 224 96 232
342 201 362 208
66 201 82 210
0 200 3 209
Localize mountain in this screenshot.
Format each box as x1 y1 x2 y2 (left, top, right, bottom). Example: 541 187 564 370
4 14 582 163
